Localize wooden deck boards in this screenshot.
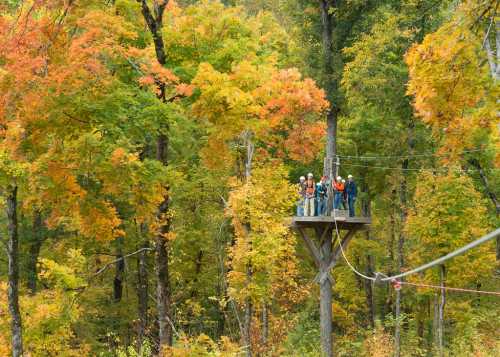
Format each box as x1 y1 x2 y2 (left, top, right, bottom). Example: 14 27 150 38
291 215 371 230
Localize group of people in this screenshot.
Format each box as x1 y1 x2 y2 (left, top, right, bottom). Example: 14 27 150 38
296 173 357 217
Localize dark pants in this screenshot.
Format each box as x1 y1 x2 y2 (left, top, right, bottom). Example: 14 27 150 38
316 197 326 216
348 196 356 217
334 192 343 209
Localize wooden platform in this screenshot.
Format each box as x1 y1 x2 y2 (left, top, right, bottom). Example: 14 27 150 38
291 215 371 230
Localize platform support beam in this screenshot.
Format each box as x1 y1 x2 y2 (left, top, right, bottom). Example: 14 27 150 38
294 225 362 357
319 227 333 357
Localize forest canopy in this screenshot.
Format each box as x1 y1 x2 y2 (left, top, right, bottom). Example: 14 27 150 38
0 0 498 356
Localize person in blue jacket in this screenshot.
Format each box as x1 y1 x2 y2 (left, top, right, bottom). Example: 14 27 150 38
315 176 328 216
345 174 357 217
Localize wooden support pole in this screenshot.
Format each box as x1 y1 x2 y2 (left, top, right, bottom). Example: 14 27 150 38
319 227 333 357
293 216 368 357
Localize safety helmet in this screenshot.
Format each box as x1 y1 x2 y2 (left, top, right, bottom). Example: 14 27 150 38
336 176 341 181
307 173 313 178
299 176 305 181
348 174 353 179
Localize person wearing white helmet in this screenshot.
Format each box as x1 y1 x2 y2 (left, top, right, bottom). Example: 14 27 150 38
332 175 345 210
304 173 315 216
345 174 357 217
296 176 306 216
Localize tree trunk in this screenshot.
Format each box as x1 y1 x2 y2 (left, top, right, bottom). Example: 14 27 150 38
242 132 254 357
137 234 149 352
27 210 43 294
190 250 204 299
135 1 172 350
319 230 333 357
113 238 125 302
319 0 337 215
394 288 401 357
7 186 23 357
384 190 397 319
364 252 375 329
261 302 268 348
399 118 414 269
156 210 172 350
243 264 253 357
438 265 446 357
361 176 375 328
156 134 173 352
433 292 439 352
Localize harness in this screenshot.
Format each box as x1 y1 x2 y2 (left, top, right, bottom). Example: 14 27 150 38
305 180 315 195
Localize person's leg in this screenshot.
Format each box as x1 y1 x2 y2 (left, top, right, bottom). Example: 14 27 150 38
297 199 303 216
311 198 315 216
334 193 340 209
349 197 356 217
304 198 310 216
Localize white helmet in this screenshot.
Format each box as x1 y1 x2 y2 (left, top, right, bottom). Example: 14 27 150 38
336 176 341 181
307 173 313 178
299 176 305 181
348 174 353 179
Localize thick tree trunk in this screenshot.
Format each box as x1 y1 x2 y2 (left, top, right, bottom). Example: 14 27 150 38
113 238 125 302
319 230 333 357
27 211 43 294
156 209 172 350
319 0 337 215
137 236 149 352
156 134 173 352
135 1 172 350
7 186 23 357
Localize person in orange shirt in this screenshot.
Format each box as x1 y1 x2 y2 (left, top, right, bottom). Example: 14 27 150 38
333 176 345 210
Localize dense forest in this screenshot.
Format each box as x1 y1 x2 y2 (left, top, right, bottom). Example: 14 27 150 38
0 0 499 356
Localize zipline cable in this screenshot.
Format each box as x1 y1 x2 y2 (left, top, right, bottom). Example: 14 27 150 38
378 227 500 282
398 281 500 296
339 162 500 173
330 206 500 294
332 209 375 281
337 147 493 160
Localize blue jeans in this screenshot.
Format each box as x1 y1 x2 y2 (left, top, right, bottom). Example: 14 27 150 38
348 196 356 217
334 192 343 209
296 198 304 216
316 197 326 216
